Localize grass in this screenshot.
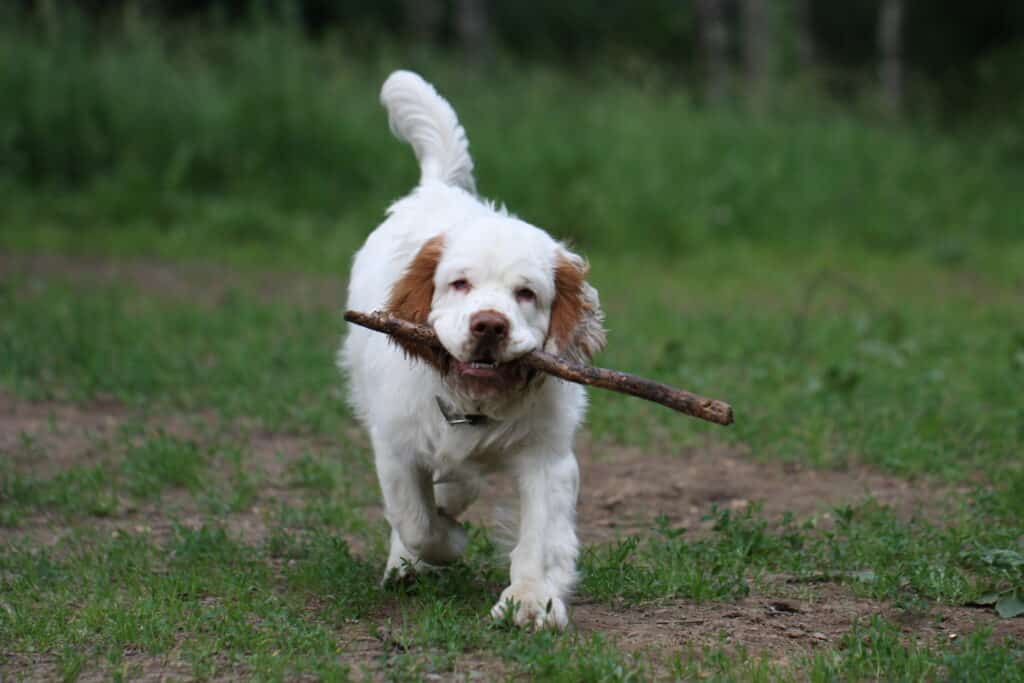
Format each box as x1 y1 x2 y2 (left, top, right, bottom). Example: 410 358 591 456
1 13 1024 681
0 280 348 432
580 502 1024 608
2 500 1021 678
2 14 1024 264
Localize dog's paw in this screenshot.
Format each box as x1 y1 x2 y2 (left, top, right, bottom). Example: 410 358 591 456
399 511 468 566
431 509 469 563
490 582 569 630
381 556 423 588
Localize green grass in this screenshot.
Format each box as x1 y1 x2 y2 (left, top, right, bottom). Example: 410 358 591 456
668 620 1024 682
1 526 373 680
580 502 1024 608
2 14 1024 265
1 462 117 520
0 280 348 432
2 510 1021 679
2 14 1024 681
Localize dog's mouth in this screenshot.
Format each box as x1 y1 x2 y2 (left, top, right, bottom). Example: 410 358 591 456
447 347 531 394
453 359 503 379
452 347 505 379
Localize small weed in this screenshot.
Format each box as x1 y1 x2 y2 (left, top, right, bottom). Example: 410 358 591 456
200 446 261 514
805 617 1024 682
288 451 338 491
580 506 786 604
120 432 205 499
0 462 117 518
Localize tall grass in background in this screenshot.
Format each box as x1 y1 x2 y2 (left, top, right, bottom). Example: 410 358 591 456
0 10 1022 264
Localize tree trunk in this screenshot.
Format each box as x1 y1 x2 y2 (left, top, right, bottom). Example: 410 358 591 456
793 0 815 71
742 0 771 108
877 0 904 116
455 0 493 66
696 0 729 104
402 0 443 43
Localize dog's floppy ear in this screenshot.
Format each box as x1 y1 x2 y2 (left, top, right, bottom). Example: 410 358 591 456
387 234 445 324
547 249 606 363
386 234 447 368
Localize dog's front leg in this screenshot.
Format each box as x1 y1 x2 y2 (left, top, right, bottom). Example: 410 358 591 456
491 449 579 629
373 431 468 583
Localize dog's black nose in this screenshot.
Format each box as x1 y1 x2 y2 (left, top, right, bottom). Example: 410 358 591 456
469 310 509 341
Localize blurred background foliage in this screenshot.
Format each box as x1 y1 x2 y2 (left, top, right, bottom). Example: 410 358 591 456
0 1 1022 262
18 0 1024 120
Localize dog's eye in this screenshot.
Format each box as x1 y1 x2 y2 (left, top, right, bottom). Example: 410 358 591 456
450 279 471 293
515 287 536 304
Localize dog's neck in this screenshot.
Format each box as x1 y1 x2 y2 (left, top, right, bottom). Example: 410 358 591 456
435 396 490 426
438 371 545 425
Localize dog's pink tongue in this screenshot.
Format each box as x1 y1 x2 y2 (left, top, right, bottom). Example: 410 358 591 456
454 360 502 379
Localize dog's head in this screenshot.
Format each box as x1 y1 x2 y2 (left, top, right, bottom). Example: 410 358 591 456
387 217 605 399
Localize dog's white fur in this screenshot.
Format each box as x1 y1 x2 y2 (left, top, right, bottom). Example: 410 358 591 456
339 71 604 629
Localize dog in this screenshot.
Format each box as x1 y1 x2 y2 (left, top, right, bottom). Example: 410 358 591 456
340 71 604 629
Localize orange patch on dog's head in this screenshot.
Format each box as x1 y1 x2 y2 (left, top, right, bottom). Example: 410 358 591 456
548 252 605 362
387 234 445 324
385 234 448 370
549 254 588 351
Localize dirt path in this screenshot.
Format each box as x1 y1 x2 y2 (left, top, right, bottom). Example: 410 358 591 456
0 391 380 550
0 252 346 309
573 581 1024 669
2 390 947 548
573 438 952 542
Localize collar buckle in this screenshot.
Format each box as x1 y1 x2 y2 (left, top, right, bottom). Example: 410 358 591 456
435 396 489 426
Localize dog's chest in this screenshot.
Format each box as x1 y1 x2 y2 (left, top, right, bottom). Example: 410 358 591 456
427 417 525 481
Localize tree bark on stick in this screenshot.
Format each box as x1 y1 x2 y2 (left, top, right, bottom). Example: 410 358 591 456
344 310 734 426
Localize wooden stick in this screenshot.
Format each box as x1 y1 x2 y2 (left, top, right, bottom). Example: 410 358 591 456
344 310 734 426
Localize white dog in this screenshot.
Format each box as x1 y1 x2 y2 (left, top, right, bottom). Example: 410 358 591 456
340 71 604 629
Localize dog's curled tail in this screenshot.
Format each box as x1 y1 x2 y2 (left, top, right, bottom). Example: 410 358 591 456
381 70 476 194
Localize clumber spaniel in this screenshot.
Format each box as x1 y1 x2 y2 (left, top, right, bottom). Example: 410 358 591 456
340 71 604 629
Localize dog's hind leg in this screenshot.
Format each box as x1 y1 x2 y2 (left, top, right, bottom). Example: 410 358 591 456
434 469 481 519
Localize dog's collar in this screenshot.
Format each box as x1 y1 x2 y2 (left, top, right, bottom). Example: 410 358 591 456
435 396 490 426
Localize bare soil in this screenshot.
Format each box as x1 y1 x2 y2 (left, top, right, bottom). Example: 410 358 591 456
0 252 346 310
573 438 953 543
2 390 946 551
0 391 379 551
573 583 1024 668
